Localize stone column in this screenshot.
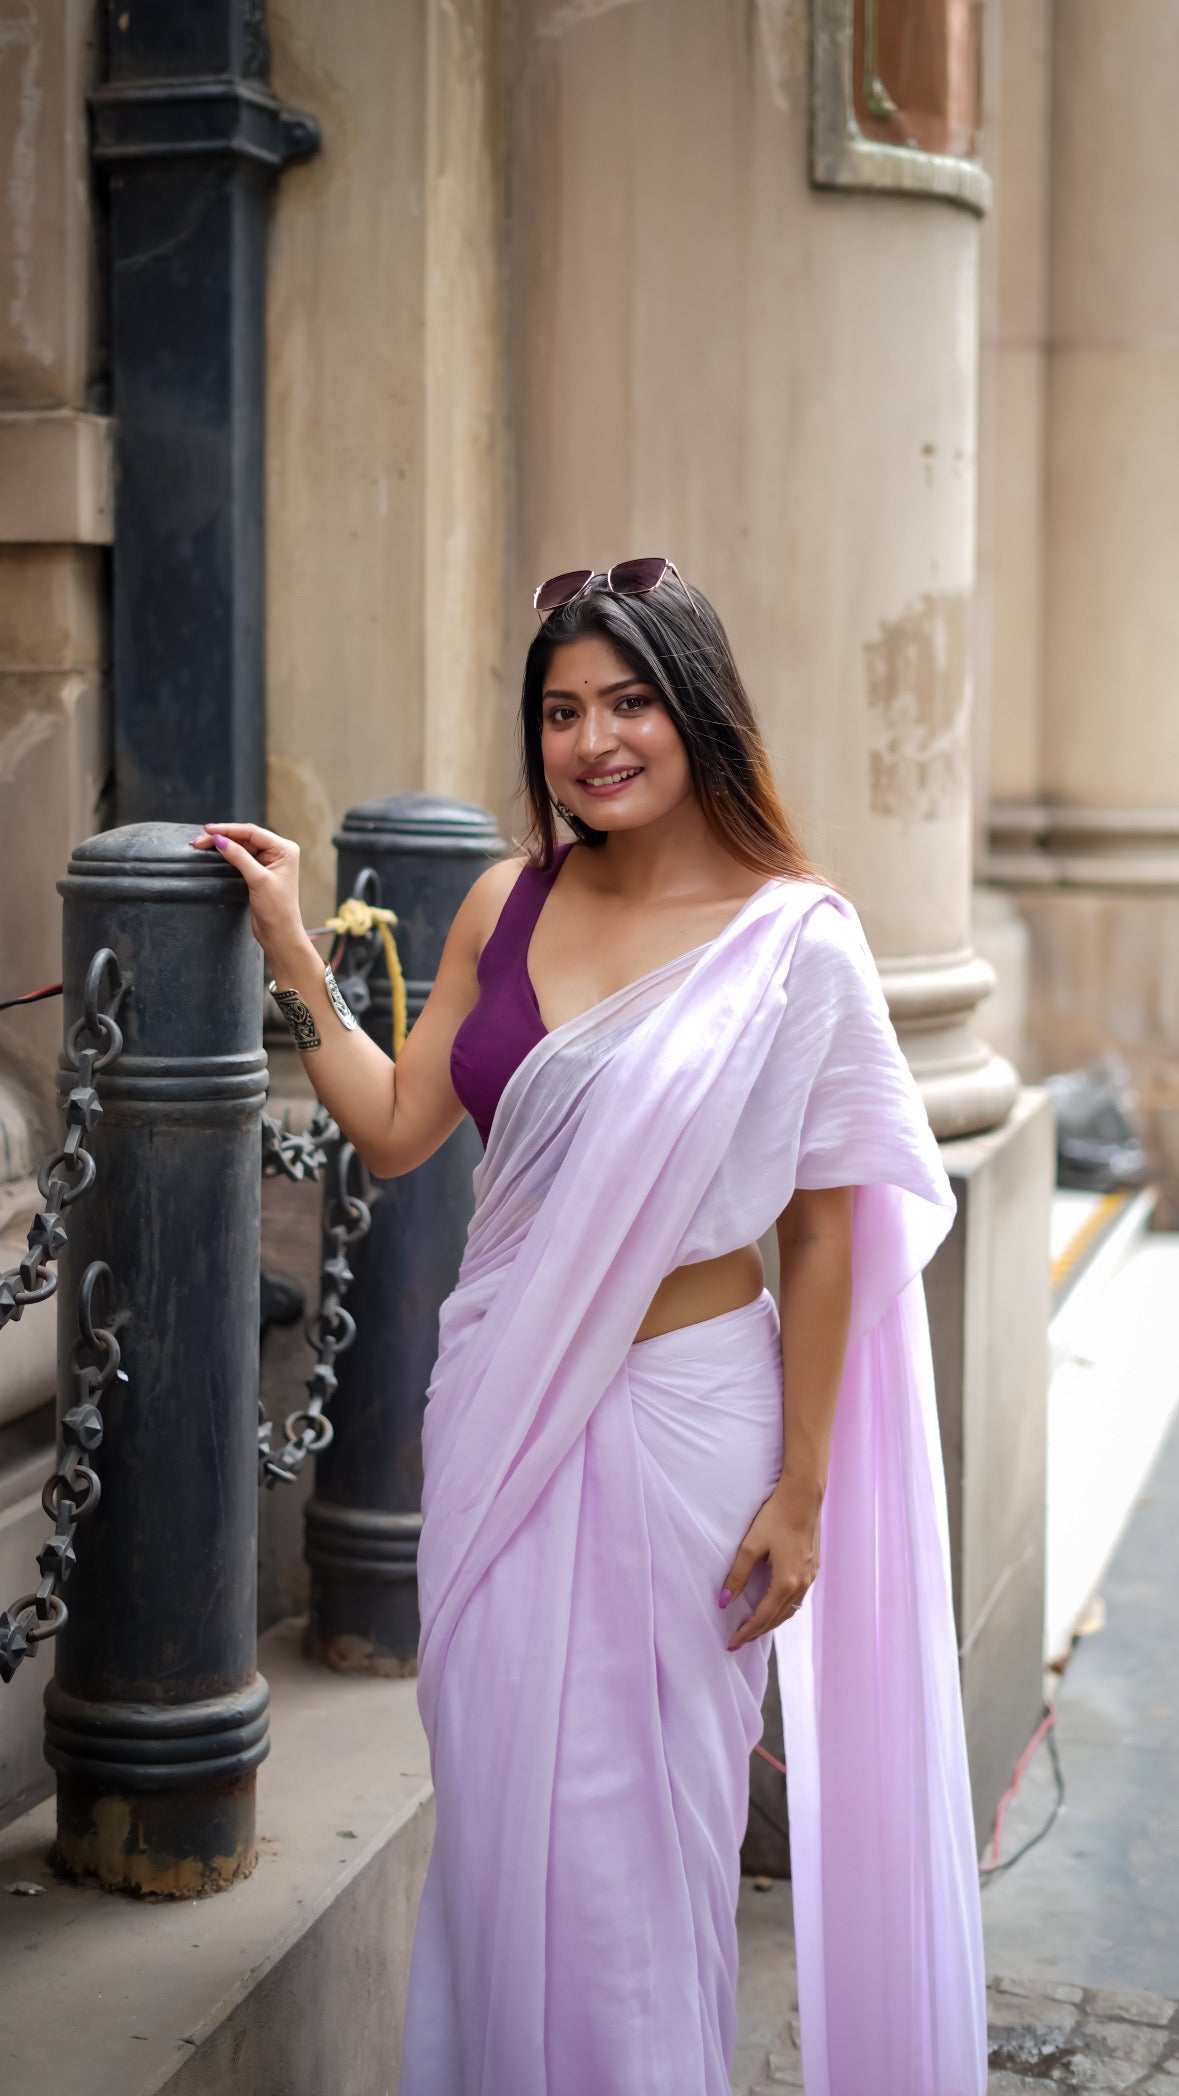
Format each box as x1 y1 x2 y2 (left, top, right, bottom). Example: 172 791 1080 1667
970 0 1052 1070
503 0 1014 1141
986 0 1179 1195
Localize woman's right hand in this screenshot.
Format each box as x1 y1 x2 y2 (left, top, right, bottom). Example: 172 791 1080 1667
189 821 308 968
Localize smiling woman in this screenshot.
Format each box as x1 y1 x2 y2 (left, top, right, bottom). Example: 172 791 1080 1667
518 569 819 880
192 568 986 2096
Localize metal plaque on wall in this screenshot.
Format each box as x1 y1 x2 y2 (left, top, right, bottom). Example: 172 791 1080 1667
811 0 992 216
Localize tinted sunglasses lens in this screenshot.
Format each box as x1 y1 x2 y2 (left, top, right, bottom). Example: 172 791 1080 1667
607 557 669 597
534 568 595 613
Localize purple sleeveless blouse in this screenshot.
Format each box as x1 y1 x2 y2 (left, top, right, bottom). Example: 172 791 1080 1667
449 844 573 1148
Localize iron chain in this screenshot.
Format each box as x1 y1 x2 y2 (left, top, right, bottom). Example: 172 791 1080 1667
259 907 380 1485
259 1125 372 1486
0 1263 129 1683
0 951 129 1681
0 949 127 1335
261 1102 333 1184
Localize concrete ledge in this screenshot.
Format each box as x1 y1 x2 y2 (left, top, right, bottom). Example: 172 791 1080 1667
929 1086 1055 1852
0 411 112 544
0 1619 433 2096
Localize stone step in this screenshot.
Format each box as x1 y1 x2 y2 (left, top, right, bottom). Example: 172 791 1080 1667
0 1617 432 2096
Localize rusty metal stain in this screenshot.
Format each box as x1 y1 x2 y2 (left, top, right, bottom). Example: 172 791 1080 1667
303 1625 419 1679
49 1790 258 1901
864 588 970 821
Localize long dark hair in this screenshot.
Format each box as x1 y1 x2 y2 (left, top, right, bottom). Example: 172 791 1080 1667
519 575 822 880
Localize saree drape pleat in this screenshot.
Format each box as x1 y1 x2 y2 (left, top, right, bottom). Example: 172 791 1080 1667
398 880 987 2096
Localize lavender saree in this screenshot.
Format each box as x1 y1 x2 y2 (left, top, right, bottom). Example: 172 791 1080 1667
398 879 987 2096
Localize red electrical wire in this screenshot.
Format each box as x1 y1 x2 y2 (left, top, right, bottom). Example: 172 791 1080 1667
981 1702 1057 1872
754 1742 787 1775
0 980 63 1012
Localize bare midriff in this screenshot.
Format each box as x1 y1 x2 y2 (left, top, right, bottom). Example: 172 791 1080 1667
632 1242 765 1344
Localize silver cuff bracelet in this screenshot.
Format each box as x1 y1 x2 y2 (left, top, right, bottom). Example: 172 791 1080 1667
266 964 358 1053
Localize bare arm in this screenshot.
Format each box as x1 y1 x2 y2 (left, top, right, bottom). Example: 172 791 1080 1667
720 1183 854 1651
191 822 524 1178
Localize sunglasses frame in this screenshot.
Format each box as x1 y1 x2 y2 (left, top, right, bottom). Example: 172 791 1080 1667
532 557 699 622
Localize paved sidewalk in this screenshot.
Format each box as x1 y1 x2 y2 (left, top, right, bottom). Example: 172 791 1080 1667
733 1401 1179 2092
982 1402 1179 2000
733 1890 1178 2096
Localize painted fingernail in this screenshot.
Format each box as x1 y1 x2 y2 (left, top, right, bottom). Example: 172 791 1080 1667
718 1589 732 1610
213 834 231 850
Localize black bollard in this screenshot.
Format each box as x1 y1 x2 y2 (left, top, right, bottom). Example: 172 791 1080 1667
304 796 506 1671
45 824 269 1896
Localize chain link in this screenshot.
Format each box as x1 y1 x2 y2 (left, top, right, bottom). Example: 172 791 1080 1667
0 951 129 1685
0 1264 129 1684
0 949 127 1336
259 897 380 1484
259 1134 372 1486
261 1101 334 1183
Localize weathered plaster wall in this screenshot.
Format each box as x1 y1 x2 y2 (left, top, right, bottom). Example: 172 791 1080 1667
267 0 503 925
0 0 109 1146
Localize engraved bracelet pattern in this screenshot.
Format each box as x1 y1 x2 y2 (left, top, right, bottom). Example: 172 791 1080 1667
268 983 322 1052
324 962 358 1031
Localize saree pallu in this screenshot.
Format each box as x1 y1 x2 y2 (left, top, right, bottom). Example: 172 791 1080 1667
399 880 988 2096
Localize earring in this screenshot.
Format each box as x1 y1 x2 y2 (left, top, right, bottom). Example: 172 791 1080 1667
553 797 576 823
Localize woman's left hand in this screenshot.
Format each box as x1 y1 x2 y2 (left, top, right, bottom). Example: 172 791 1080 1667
719 1474 823 1653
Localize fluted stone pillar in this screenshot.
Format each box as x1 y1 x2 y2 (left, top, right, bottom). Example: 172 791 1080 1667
986 0 1179 1197
504 0 1014 1145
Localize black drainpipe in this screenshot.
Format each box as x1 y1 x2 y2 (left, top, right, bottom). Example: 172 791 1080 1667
90 0 319 827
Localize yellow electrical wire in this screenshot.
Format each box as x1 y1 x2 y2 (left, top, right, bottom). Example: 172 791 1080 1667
324 897 408 1056
1050 1189 1127 1295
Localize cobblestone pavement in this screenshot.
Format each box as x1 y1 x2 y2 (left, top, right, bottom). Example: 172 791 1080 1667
736 1962 1179 2093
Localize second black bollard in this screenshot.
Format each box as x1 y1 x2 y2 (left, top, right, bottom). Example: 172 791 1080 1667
304 795 505 1671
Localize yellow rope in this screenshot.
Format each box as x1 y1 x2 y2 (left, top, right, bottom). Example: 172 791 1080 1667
324 897 408 1056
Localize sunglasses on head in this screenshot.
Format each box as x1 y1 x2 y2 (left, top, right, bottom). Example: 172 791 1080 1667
532 556 698 620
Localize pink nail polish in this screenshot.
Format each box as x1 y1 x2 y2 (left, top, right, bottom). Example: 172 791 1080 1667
213 834 230 850
718 1589 732 1610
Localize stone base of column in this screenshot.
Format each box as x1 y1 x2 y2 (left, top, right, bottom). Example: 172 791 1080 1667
926 1087 1055 1853
880 949 1020 1139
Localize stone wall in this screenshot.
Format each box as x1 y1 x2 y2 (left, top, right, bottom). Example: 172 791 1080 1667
266 0 504 929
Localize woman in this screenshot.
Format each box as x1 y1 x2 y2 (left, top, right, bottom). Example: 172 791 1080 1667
193 561 987 2096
